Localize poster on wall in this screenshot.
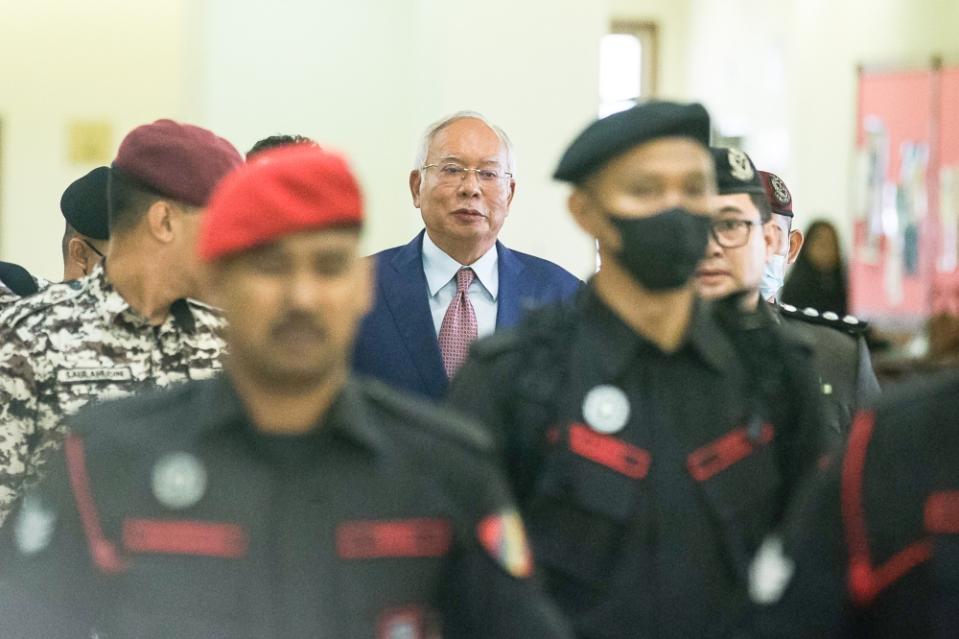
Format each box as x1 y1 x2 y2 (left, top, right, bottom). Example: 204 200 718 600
931 67 959 315
851 68 937 326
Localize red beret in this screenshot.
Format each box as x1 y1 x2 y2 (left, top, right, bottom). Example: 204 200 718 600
759 170 794 218
113 119 243 207
198 145 363 262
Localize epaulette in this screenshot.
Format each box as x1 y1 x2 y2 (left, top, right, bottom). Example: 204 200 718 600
0 279 86 330
777 303 869 336
361 378 494 454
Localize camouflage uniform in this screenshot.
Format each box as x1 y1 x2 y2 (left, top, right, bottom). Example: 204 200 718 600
0 276 50 310
0 262 225 523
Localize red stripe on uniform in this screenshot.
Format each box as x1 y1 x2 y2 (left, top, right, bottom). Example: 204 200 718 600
122 519 248 559
842 410 932 606
64 435 127 574
926 491 959 534
568 424 651 479
686 423 774 482
337 519 452 559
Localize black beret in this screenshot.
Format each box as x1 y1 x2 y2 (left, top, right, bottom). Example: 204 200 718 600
710 147 765 196
60 166 110 240
554 101 711 184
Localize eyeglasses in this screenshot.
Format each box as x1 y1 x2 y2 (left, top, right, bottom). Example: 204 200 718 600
82 238 105 259
421 163 512 186
711 219 755 249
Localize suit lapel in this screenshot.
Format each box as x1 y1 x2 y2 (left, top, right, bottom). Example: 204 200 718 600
495 241 526 328
381 232 447 397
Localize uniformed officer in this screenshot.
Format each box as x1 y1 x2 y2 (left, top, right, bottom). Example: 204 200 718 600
761 170 880 434
750 369 959 638
0 145 573 639
59 165 110 281
694 157 879 437
0 119 242 523
0 168 109 310
448 102 827 638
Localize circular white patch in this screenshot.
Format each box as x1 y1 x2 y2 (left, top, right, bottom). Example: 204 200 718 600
14 495 57 556
582 385 631 434
749 536 795 604
728 148 755 182
769 174 791 205
152 452 207 510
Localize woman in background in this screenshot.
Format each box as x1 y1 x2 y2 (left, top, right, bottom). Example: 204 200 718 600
781 219 848 315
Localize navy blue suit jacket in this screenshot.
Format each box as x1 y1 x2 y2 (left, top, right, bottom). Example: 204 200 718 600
353 231 582 400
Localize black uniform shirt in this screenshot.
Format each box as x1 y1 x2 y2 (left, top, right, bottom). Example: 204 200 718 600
0 376 573 639
450 288 825 639
753 369 959 638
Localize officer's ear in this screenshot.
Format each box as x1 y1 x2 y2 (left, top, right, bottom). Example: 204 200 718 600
66 237 91 275
145 200 178 244
353 254 375 317
787 229 804 264
569 188 621 253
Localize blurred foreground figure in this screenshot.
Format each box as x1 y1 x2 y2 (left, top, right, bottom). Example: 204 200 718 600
0 145 573 639
449 101 827 639
752 369 959 638
0 120 241 524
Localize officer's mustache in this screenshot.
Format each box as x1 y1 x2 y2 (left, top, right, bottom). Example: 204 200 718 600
270 312 328 340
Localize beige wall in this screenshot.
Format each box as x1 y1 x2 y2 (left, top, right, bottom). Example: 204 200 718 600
683 0 959 248
0 0 191 280
189 0 604 279
3 0 958 282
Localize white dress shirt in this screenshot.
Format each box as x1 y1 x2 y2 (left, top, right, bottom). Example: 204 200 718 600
421 232 498 339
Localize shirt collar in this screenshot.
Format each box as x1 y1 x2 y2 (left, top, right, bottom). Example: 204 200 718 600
421 232 498 300
580 284 732 378
200 375 388 455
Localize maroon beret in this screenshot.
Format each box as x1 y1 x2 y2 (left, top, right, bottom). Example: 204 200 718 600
759 170 794 218
199 145 363 262
113 119 243 207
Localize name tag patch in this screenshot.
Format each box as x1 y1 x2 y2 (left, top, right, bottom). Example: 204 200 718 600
568 423 651 479
337 519 452 559
57 367 133 383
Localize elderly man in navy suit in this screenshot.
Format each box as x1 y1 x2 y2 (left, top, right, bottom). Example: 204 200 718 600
353 111 581 400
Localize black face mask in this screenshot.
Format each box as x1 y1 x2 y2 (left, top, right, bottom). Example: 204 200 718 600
606 207 712 290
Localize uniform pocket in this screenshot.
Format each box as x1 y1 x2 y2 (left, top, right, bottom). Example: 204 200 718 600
526 425 646 592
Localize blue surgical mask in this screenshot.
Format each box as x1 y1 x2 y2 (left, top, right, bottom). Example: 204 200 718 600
760 254 787 302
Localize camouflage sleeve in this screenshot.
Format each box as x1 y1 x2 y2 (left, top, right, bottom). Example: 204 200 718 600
0 324 52 525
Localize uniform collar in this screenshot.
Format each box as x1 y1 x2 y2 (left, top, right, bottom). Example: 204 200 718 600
581 284 730 378
90 261 198 334
421 231 499 300
200 375 388 454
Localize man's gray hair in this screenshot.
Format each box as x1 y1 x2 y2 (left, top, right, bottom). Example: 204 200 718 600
412 111 516 176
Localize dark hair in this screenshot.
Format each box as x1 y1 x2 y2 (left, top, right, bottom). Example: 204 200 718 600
749 192 772 223
781 218 848 314
246 134 318 159
107 169 166 235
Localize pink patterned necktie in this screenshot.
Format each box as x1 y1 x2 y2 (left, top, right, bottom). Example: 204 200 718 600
438 267 478 378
